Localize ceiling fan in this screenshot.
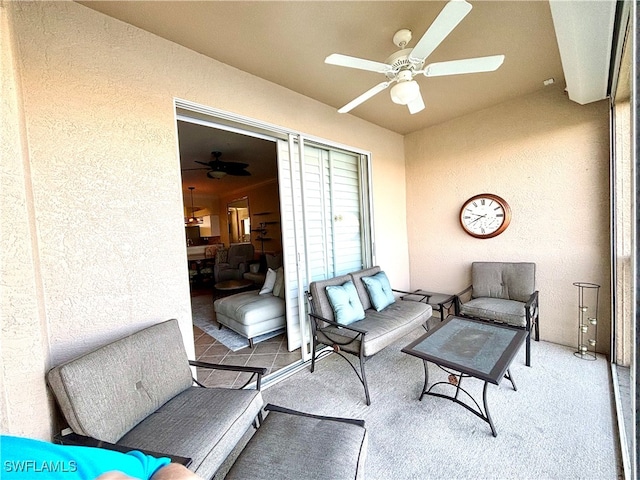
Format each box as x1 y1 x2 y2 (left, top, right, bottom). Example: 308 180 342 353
183 151 251 179
325 0 504 115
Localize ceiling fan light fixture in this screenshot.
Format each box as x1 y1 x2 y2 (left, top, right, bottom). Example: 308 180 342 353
207 170 227 180
390 80 420 105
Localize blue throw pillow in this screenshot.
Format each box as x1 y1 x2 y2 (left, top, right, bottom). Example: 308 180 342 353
325 280 365 325
361 271 395 311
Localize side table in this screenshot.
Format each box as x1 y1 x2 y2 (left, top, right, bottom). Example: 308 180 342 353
401 290 456 323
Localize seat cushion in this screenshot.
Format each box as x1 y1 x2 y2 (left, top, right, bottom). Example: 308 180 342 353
316 300 431 357
215 291 285 326
117 387 263 480
227 407 367 480
459 297 527 327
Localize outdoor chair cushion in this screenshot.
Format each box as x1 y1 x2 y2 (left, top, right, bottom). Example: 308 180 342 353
117 387 263 479
458 297 527 327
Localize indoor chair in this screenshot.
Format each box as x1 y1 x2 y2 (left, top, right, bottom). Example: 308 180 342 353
214 243 255 282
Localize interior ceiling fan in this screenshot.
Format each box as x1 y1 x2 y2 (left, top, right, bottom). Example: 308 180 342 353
183 151 251 179
325 0 504 115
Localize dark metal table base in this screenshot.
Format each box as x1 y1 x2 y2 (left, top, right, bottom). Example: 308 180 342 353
419 361 517 437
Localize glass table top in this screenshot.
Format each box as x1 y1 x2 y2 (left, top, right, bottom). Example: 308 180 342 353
403 316 527 383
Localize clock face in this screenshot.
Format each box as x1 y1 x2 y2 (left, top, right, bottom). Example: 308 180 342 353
460 194 511 239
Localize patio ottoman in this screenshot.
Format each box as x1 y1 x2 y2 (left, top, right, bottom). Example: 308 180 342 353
227 404 367 480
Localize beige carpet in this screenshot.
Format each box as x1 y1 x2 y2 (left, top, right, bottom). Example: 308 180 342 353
262 327 622 479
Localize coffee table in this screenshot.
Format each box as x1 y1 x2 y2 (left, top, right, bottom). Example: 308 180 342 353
215 279 253 291
401 316 527 436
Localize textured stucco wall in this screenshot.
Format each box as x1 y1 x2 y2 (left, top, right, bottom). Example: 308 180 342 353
405 86 611 352
0 0 53 439
5 0 407 437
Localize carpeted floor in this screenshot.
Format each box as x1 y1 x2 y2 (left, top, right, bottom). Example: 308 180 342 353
262 327 622 479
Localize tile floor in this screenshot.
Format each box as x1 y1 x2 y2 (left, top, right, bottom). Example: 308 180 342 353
193 324 301 389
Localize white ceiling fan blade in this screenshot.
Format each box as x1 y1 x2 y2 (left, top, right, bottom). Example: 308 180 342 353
407 95 425 114
423 55 505 77
338 81 391 113
409 0 473 62
325 53 392 74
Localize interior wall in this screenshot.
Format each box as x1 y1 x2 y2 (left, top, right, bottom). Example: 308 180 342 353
405 86 611 352
5 0 407 438
218 181 282 256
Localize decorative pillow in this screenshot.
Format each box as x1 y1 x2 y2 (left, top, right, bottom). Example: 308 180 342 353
361 271 395 311
266 252 283 270
259 268 277 295
325 280 365 325
272 267 285 297
215 247 228 264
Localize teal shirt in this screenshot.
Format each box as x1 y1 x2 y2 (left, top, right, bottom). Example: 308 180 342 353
1 435 171 480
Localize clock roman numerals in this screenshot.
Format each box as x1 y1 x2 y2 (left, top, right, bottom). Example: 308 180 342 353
459 194 511 239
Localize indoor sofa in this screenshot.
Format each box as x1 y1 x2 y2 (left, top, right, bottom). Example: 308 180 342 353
307 266 432 405
215 266 286 348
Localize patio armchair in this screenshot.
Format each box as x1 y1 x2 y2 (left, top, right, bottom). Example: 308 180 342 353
455 261 540 366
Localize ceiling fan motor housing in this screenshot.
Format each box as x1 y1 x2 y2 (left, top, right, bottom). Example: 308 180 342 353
385 49 424 79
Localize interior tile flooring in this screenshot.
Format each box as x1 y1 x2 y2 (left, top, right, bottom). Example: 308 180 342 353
193 324 300 389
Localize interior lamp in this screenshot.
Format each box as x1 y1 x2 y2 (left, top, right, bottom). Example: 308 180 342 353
390 80 420 105
185 186 203 226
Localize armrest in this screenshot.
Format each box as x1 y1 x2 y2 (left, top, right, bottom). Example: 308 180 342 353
264 403 365 428
525 290 539 311
189 360 267 375
454 285 472 315
392 288 415 296
455 285 473 298
53 432 192 467
308 312 368 335
189 360 267 390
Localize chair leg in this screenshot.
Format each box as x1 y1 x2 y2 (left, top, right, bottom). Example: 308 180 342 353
310 337 317 373
525 331 531 367
360 354 371 406
249 338 254 349
534 317 540 341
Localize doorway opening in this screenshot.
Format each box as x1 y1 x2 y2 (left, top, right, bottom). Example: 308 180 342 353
177 118 291 387
176 99 375 387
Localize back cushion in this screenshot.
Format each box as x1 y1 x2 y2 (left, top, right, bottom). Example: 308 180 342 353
349 266 381 311
46 319 193 443
308 274 352 322
471 262 535 302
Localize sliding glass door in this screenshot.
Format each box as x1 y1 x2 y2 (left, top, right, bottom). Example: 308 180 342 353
277 136 372 358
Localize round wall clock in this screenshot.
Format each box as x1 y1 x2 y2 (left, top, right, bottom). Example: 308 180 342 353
459 193 511 239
